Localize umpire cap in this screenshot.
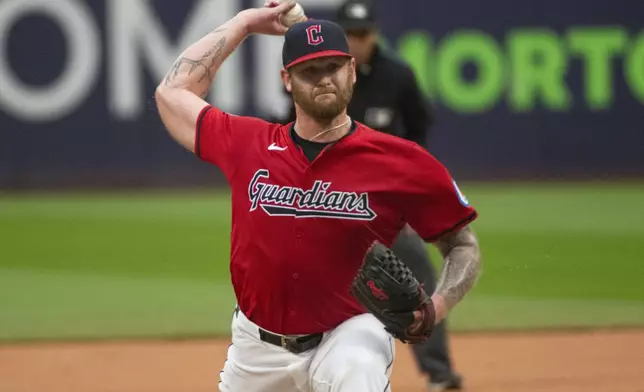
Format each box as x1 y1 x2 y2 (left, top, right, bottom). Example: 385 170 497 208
336 0 378 31
282 20 352 69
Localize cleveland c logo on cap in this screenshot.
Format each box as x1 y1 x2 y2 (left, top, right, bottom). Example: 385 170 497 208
306 25 323 45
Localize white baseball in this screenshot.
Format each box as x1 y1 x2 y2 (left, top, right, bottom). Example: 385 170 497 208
279 2 307 27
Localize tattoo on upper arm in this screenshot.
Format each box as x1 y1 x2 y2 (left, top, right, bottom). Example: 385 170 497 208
434 225 482 310
434 225 473 255
164 33 228 89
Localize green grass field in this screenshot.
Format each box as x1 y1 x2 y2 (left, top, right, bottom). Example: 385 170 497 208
1 182 643 341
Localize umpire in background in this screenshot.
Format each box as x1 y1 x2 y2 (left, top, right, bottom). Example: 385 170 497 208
272 1 463 390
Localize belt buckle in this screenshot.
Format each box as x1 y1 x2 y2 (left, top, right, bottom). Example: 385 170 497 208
281 335 289 349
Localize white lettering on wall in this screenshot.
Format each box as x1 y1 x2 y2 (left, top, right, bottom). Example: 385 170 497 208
0 0 341 124
0 0 100 122
108 0 242 120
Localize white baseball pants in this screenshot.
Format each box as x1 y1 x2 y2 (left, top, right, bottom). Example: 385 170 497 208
218 308 395 392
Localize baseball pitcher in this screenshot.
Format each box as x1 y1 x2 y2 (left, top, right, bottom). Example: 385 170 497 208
155 2 482 391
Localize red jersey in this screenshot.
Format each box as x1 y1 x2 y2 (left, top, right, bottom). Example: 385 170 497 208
196 105 478 335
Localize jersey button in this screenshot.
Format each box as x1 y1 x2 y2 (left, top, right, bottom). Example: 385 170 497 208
292 273 299 280
289 309 296 316
296 231 303 238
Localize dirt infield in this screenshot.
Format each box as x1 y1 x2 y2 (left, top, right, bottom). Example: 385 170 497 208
1 329 643 392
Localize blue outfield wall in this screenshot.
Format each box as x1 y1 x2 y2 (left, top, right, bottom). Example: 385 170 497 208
0 0 642 189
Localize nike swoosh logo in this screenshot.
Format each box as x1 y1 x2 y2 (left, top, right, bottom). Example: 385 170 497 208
268 143 287 151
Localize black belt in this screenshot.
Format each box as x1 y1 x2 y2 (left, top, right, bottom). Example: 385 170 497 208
258 328 323 354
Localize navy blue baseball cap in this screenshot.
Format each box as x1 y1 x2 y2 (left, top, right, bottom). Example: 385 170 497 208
282 19 352 69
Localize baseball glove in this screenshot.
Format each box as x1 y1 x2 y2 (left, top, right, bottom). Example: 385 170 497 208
350 241 435 344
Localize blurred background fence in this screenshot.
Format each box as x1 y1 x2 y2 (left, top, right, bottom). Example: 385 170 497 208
1 0 643 341
2 0 643 188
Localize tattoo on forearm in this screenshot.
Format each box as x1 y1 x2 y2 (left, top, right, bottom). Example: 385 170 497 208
164 34 227 88
434 225 481 310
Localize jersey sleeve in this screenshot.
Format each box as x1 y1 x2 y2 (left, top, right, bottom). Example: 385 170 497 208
195 105 269 180
397 144 478 242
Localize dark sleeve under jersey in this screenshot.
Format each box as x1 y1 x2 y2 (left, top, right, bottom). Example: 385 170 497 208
398 66 434 147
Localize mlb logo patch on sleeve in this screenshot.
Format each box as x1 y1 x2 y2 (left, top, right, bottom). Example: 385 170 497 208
452 180 469 207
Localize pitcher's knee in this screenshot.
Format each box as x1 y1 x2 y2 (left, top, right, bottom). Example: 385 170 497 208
312 347 391 390
344 348 386 372
335 349 390 391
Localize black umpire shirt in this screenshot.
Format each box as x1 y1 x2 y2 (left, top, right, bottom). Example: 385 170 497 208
276 44 434 147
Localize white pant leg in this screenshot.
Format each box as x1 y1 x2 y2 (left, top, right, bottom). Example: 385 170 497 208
308 313 395 392
219 309 312 392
